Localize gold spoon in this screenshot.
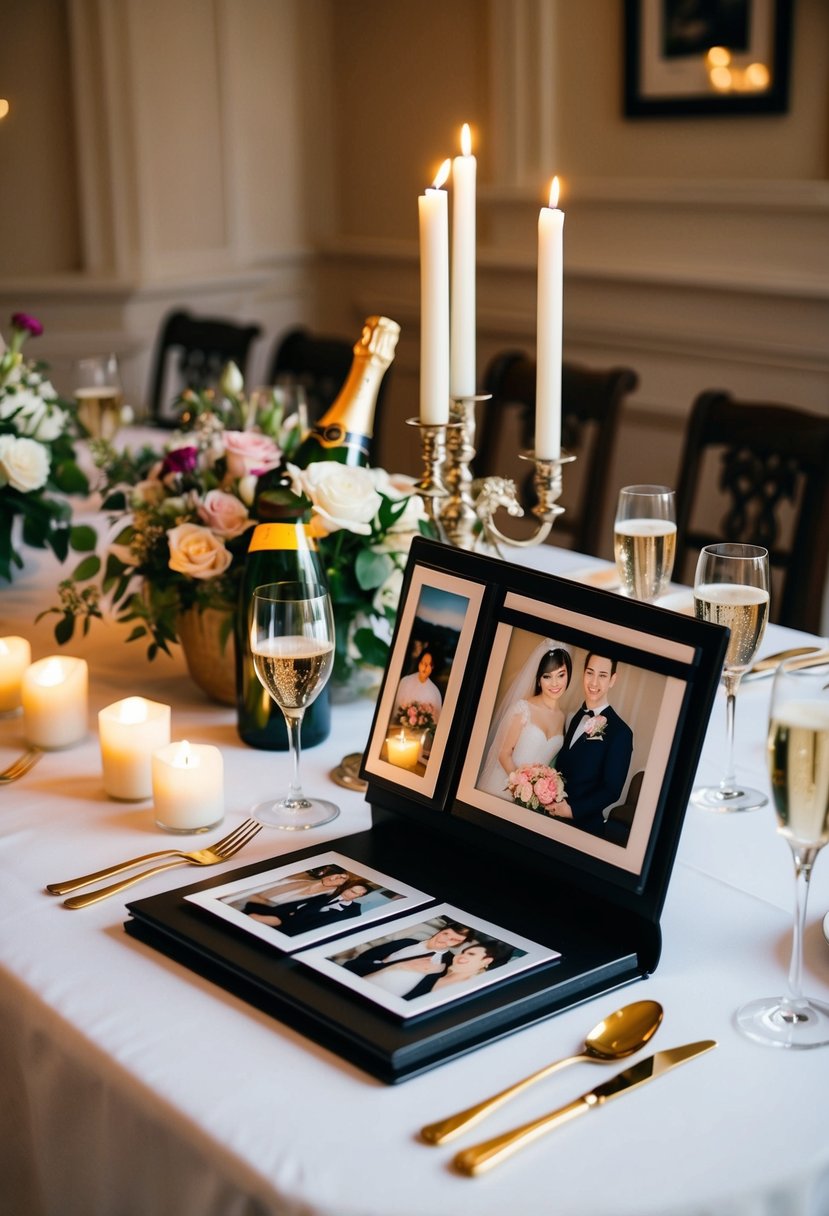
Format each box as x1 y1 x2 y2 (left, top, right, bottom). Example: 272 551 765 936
419 998 663 1146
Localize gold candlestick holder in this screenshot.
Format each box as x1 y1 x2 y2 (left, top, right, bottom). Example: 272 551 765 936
474 450 576 555
406 418 457 532
440 393 491 550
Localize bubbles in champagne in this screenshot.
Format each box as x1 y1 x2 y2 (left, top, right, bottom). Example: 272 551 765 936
694 583 769 669
769 700 829 846
252 636 334 710
614 519 676 600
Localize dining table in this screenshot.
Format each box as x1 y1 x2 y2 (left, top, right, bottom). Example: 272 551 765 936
2 463 829 1216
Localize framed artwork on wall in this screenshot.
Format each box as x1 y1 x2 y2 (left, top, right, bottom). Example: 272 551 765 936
624 0 793 117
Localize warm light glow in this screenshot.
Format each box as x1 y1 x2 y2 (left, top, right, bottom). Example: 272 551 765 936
460 122 472 157
171 740 194 768
548 176 560 209
0 640 8 656
710 66 733 92
117 697 149 725
35 658 67 688
431 158 451 190
0 100 9 120
744 62 770 90
706 46 731 68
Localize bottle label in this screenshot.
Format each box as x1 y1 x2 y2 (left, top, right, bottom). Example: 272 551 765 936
248 523 316 553
308 423 371 459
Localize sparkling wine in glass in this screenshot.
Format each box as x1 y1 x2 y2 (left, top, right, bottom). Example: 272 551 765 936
691 542 770 812
736 653 829 1048
613 485 676 602
73 354 125 441
250 581 339 829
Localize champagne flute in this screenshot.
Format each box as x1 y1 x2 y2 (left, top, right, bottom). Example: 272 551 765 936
250 581 339 829
613 485 677 602
73 354 125 441
691 542 770 811
736 653 829 1047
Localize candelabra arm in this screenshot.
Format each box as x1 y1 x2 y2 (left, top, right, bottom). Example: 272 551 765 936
474 452 575 555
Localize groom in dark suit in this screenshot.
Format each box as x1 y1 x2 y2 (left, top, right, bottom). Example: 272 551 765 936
549 651 633 837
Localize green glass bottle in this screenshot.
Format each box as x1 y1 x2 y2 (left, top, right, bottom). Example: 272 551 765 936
291 315 400 467
235 508 331 750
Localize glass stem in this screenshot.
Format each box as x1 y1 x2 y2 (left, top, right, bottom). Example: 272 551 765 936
719 671 741 797
786 846 817 1006
282 709 306 807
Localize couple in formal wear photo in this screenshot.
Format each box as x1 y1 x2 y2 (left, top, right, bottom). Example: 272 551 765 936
343 921 514 1001
238 869 375 936
478 637 634 838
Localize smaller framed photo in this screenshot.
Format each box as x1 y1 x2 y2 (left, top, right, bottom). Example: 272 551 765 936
297 904 560 1020
363 565 485 800
185 851 433 954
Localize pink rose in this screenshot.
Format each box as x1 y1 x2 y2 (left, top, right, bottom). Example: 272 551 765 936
223 430 281 479
197 489 252 539
534 778 555 805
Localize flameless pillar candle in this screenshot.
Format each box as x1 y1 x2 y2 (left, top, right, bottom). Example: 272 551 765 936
451 123 476 399
0 636 31 712
99 697 171 801
152 740 224 833
418 158 451 425
22 656 88 749
536 176 564 460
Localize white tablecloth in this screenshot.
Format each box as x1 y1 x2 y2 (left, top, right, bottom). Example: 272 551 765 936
2 532 829 1216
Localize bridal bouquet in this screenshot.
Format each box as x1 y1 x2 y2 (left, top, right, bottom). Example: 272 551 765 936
0 313 88 582
397 701 438 735
507 762 566 812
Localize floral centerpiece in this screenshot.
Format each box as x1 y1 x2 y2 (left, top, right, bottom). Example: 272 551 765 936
0 313 88 582
397 701 439 735
44 369 433 693
507 762 566 813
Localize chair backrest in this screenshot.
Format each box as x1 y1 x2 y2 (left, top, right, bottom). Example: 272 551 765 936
148 309 262 425
674 390 829 634
267 327 392 462
477 352 638 555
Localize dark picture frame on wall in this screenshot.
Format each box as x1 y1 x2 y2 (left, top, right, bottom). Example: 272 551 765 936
624 0 793 117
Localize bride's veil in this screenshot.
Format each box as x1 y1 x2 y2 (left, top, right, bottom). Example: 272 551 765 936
477 637 569 792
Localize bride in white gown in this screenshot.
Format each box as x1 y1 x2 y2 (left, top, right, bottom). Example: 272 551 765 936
477 639 572 800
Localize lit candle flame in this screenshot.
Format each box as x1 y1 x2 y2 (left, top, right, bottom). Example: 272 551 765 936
37 658 67 688
461 122 472 157
549 176 560 209
171 740 193 768
118 697 149 725
431 159 451 190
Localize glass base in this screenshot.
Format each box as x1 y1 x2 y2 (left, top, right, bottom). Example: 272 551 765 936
252 796 339 831
690 784 768 812
736 995 829 1048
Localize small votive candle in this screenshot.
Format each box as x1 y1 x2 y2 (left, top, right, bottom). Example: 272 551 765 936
22 656 88 749
99 697 171 801
0 636 32 712
386 729 421 769
151 740 224 833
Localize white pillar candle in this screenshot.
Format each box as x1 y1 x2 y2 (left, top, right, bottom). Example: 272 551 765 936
0 636 32 712
451 123 477 399
98 697 171 801
152 740 224 833
386 729 421 769
536 176 564 460
419 158 451 425
22 656 88 749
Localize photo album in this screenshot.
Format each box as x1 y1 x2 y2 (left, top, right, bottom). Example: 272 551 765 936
126 537 728 1082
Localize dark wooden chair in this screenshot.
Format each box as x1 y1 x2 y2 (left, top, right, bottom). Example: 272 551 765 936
605 770 644 847
148 309 262 426
476 353 638 555
267 326 392 463
674 390 829 635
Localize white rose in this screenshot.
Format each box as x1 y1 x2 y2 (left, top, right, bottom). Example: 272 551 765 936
372 566 404 615
296 463 381 536
0 434 50 492
167 523 233 581
197 489 251 539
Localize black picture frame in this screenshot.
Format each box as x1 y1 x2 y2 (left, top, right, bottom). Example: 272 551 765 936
624 0 793 117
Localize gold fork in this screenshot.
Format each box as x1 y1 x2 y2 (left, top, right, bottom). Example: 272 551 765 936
0 747 42 784
50 818 262 909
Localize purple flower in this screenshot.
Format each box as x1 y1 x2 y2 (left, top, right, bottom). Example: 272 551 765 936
11 312 43 338
160 447 199 477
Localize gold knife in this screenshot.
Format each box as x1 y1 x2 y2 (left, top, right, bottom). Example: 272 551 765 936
452 1039 717 1176
742 646 821 682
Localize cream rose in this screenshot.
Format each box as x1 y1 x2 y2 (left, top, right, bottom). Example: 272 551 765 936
197 489 252 538
223 430 281 479
0 434 50 492
292 462 382 536
167 522 233 581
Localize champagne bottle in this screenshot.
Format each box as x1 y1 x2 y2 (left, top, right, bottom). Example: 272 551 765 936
291 315 400 467
235 496 331 750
